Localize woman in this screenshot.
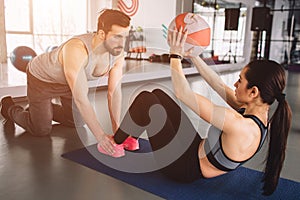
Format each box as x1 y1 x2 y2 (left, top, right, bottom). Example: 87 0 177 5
100 28 292 195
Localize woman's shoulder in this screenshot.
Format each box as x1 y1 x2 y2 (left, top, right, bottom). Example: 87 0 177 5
223 108 261 141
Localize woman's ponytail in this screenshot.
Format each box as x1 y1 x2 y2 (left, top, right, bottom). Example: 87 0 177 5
262 99 291 195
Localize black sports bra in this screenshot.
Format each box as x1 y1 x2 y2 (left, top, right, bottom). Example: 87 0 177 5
204 109 268 172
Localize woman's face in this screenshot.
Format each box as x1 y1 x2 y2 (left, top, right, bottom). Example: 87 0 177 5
234 67 252 103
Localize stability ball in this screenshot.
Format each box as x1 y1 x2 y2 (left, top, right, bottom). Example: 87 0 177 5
10 46 37 72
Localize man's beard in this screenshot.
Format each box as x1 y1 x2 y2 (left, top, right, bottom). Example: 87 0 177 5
103 41 123 56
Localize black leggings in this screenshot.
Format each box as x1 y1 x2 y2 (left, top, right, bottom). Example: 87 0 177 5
114 89 203 182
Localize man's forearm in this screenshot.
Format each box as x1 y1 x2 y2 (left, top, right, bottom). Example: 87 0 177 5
74 97 106 141
108 87 122 133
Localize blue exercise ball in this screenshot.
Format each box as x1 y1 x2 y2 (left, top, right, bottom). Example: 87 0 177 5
10 46 37 72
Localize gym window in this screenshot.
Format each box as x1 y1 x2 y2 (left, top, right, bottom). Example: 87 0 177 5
5 0 87 55
193 1 247 64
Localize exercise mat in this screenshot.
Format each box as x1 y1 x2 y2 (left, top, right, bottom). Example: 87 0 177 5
62 139 300 200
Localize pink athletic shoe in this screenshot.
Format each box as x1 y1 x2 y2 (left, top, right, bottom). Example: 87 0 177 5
122 137 139 151
97 143 125 158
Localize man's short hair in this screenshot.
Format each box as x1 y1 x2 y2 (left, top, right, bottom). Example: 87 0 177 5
97 9 131 34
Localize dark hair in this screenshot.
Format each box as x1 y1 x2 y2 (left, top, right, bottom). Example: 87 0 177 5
97 9 131 34
245 59 292 195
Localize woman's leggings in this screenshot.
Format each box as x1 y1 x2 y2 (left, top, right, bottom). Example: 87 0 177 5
114 89 203 182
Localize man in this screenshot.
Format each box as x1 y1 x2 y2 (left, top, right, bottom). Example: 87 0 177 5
1 9 131 154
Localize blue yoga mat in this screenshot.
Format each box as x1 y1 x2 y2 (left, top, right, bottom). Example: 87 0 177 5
62 139 300 200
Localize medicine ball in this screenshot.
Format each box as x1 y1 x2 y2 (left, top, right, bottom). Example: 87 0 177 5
10 46 37 72
168 12 211 56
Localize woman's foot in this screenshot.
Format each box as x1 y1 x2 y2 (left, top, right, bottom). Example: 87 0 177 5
97 136 139 157
122 137 139 151
97 143 125 158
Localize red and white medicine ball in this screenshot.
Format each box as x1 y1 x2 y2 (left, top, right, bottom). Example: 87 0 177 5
168 12 211 56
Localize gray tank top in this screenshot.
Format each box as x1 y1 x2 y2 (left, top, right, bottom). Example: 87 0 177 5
28 33 116 84
204 110 268 171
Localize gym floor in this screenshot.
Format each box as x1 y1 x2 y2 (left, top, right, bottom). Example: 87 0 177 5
0 70 299 200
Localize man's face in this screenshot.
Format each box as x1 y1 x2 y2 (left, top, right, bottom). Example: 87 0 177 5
103 25 130 56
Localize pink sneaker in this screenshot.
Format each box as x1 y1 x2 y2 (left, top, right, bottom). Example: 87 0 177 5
122 137 139 151
97 143 125 158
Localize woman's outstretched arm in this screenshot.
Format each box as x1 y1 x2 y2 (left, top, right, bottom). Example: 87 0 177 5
190 56 243 110
169 28 244 132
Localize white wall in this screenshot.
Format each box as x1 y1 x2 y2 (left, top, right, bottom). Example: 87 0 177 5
87 0 113 32
88 0 177 54
130 0 176 54
88 0 176 30
129 0 176 28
